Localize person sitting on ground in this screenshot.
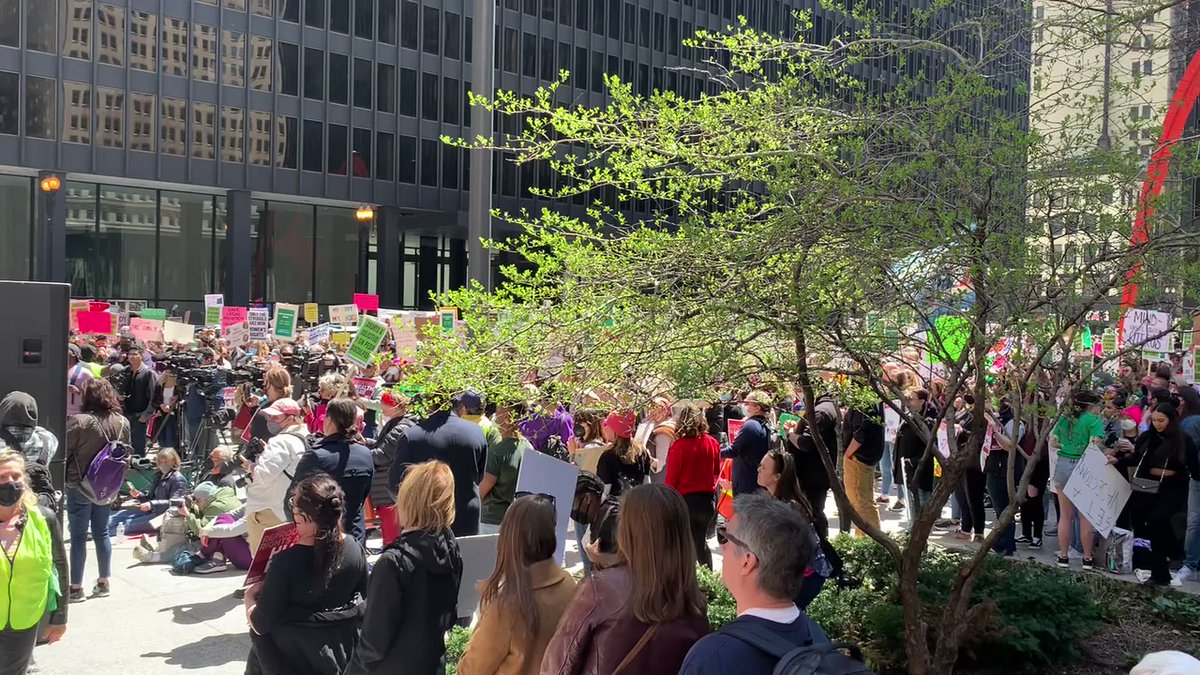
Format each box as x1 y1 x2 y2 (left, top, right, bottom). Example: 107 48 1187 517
179 481 241 541
678 493 835 675
346 461 463 675
192 506 253 574
108 448 186 536
542 484 708 675
458 494 577 675
289 398 374 543
245 474 368 675
207 446 242 490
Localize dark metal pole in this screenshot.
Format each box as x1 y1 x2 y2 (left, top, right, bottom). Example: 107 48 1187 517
467 0 496 291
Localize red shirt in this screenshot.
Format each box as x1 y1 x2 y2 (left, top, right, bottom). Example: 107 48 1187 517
666 434 721 496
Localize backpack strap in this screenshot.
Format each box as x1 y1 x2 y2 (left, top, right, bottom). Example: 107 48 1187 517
719 619 808 659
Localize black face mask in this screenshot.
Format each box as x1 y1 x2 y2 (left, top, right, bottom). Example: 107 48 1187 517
0 481 24 507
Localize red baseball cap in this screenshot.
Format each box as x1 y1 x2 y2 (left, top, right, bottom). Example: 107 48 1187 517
603 411 637 440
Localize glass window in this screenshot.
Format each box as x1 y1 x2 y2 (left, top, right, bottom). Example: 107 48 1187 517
64 183 97 295
442 76 460 125
502 29 518 74
653 12 664 51
315 206 361 302
444 11 461 60
305 0 326 28
523 0 537 15
539 37 555 81
522 33 537 79
352 127 371 177
279 42 299 95
226 0 247 9
623 3 635 43
0 72 15 136
331 0 349 32
250 37 273 91
637 63 648 96
193 24 217 82
669 17 679 55
592 0 603 33
0 1 14 47
64 1 92 60
401 1 418 49
63 82 91 144
302 119 324 171
328 123 348 173
442 145 459 189
24 76 55 140
0 176 30 279
542 0 554 21
355 0 373 38
463 80 471 127
377 63 395 113
304 48 324 100
250 111 272 165
277 115 298 168
161 17 188 77
97 185 157 299
129 93 155 152
575 0 588 30
591 50 603 92
421 72 439 121
26 0 56 53
607 0 619 38
423 6 439 54
573 47 587 89
420 139 438 186
500 153 516 196
129 11 157 72
282 0 300 22
638 8 649 47
398 135 416 183
558 42 570 84
379 0 396 43
465 17 472 62
376 131 394 180
257 202 314 303
160 98 186 155
97 5 125 66
192 102 216 159
329 53 348 104
96 87 124 148
353 58 372 108
159 191 216 301
221 106 244 162
400 68 417 116
223 31 246 87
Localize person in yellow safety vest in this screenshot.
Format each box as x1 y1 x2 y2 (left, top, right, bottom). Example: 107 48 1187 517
0 449 68 675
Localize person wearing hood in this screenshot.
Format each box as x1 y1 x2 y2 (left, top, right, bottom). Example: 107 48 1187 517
369 389 417 546
67 343 95 419
0 392 58 511
346 460 463 675
179 481 242 539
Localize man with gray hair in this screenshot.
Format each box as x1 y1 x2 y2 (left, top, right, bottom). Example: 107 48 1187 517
680 493 862 675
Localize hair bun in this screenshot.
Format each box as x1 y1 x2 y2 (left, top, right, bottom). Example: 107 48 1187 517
330 496 342 507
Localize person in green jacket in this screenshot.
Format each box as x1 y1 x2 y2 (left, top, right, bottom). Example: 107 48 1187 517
0 449 68 675
180 482 242 539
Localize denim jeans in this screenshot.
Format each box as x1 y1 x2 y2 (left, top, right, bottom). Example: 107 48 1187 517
880 441 894 498
985 473 1016 554
1186 479 1200 572
67 487 113 586
574 519 592 573
107 507 162 536
950 492 962 522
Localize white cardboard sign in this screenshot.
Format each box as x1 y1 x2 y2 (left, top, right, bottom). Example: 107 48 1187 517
515 450 580 565
1062 447 1132 538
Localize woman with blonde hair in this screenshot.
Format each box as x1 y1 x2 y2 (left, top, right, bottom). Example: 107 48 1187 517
0 449 68 675
458 494 577 675
108 447 185 536
346 460 464 675
542 484 708 675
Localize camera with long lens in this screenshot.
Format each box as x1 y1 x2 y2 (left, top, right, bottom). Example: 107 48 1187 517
282 346 334 398
237 436 267 465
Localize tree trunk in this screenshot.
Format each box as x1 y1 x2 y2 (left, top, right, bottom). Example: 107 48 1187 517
897 553 931 675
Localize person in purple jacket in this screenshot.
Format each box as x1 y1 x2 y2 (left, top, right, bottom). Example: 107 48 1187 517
518 396 575 454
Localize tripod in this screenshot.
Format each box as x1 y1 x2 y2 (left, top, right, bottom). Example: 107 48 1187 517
181 401 235 487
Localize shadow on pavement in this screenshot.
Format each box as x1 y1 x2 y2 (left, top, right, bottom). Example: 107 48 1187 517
142 633 249 669
160 593 243 625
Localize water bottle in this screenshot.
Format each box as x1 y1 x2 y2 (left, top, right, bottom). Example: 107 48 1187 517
116 522 126 538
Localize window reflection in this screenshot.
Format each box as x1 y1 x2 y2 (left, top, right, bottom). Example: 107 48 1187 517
63 82 91 144
376 131 394 180
376 64 395 113
329 53 348 104
159 192 216 301
277 115 298 169
130 11 157 71
222 106 245 162
130 93 156 152
24 76 55 140
352 127 371 177
0 1 16 47
192 102 216 159
252 0 273 17
250 37 274 92
328 123 348 173
96 87 124 148
64 0 92 60
315 206 360 302
250 111 272 166
65 183 97 296
223 31 246 87
25 0 55 52
0 176 31 279
97 5 125 66
98 185 157 299
193 24 217 82
252 201 313 303
161 98 186 155
0 72 17 135
162 18 189 77
378 0 396 44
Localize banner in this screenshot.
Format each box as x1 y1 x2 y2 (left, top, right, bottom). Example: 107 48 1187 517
1124 309 1171 352
77 310 116 335
128 318 164 343
329 304 358 326
307 322 332 346
515 450 579 565
221 306 248 330
162 320 194 345
345 317 388 367
69 299 91 331
225 321 250 348
140 308 167 321
353 293 379 312
1063 447 1132 537
273 304 298 340
243 522 298 587
204 294 224 327
247 307 270 340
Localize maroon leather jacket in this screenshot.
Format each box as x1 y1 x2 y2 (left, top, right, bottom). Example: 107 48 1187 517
540 565 708 675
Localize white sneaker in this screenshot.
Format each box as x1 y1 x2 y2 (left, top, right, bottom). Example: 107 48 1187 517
1177 567 1200 583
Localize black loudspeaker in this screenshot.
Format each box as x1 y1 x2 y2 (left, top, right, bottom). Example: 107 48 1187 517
0 281 70 487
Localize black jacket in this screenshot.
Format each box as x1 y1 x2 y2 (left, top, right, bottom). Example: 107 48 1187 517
790 396 840 492
345 529 463 675
368 414 417 507
720 416 770 496
386 412 487 537
289 433 374 543
123 366 157 419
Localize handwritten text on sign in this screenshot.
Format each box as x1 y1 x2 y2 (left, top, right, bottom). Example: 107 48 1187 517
1124 309 1171 352
1062 447 1131 538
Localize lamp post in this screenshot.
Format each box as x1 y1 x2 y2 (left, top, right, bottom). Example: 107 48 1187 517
39 174 62 282
355 205 376 223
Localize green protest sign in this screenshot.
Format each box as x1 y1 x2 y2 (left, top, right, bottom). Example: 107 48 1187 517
346 317 388 367
274 305 297 339
1101 329 1117 356
439 307 458 333
140 308 167 321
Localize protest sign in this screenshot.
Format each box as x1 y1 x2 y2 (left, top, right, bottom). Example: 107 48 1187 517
884 404 901 445
221 306 248 329
353 293 379 312
77 310 116 335
247 307 270 340
936 422 950 458
204 294 223 326
1184 349 1196 385
140 308 167 321
777 412 801 440
307 322 332 346
346 317 388 367
162 320 194 345
128 318 164 343
351 376 378 398
243 522 298 587
727 418 745 442
221 387 238 407
225 321 249 348
455 534 500 620
1063 447 1131 537
330 304 358 325
88 302 110 312
1124 308 1171 352
331 332 351 348
515 450 580 565
69 299 90 331
1100 329 1118 356
273 304 298 339
391 315 421 354
439 307 458 333
303 302 319 324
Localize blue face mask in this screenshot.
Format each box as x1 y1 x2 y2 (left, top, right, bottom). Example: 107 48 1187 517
719 393 731 403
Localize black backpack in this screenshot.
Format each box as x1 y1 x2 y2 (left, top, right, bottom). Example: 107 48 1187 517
720 621 874 675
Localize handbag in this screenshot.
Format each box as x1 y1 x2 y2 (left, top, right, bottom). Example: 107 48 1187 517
1130 446 1168 495
612 624 659 675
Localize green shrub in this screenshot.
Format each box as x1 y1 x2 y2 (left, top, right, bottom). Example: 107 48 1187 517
444 625 472 675
696 565 737 630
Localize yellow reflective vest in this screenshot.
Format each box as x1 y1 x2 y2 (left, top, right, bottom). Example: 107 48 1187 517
1 506 58 631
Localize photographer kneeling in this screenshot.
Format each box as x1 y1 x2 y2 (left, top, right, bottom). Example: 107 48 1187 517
242 398 308 554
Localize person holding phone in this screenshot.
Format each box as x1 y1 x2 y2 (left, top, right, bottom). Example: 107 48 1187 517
107 448 185 537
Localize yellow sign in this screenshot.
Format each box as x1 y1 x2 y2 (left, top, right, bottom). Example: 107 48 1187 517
331 332 351 349
304 303 319 323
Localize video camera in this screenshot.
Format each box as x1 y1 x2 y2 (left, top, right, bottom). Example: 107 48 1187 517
167 352 258 417
281 346 340 399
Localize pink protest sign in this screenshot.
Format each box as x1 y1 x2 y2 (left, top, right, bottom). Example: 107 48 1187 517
88 302 110 312
221 306 248 329
77 311 115 335
353 293 379 311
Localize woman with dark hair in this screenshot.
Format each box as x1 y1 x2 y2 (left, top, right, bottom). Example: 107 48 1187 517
566 408 611 574
1118 403 1194 587
756 450 834 609
595 411 651 498
64 378 130 603
458 494 577 674
289 398 374 543
1050 390 1105 570
542 484 707 675
245 473 367 674
665 404 720 568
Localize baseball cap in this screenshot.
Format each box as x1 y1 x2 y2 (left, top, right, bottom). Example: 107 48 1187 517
603 411 637 440
452 389 484 415
743 390 773 408
261 397 302 421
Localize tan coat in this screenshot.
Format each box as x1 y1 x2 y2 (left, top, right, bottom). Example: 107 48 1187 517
458 559 579 675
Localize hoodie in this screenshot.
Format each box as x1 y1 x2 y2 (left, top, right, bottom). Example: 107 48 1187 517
346 529 464 675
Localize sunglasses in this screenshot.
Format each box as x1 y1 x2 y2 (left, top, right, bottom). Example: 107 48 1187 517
716 524 753 554
514 491 556 505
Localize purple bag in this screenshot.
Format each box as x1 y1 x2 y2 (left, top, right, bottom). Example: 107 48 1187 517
74 416 130 505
